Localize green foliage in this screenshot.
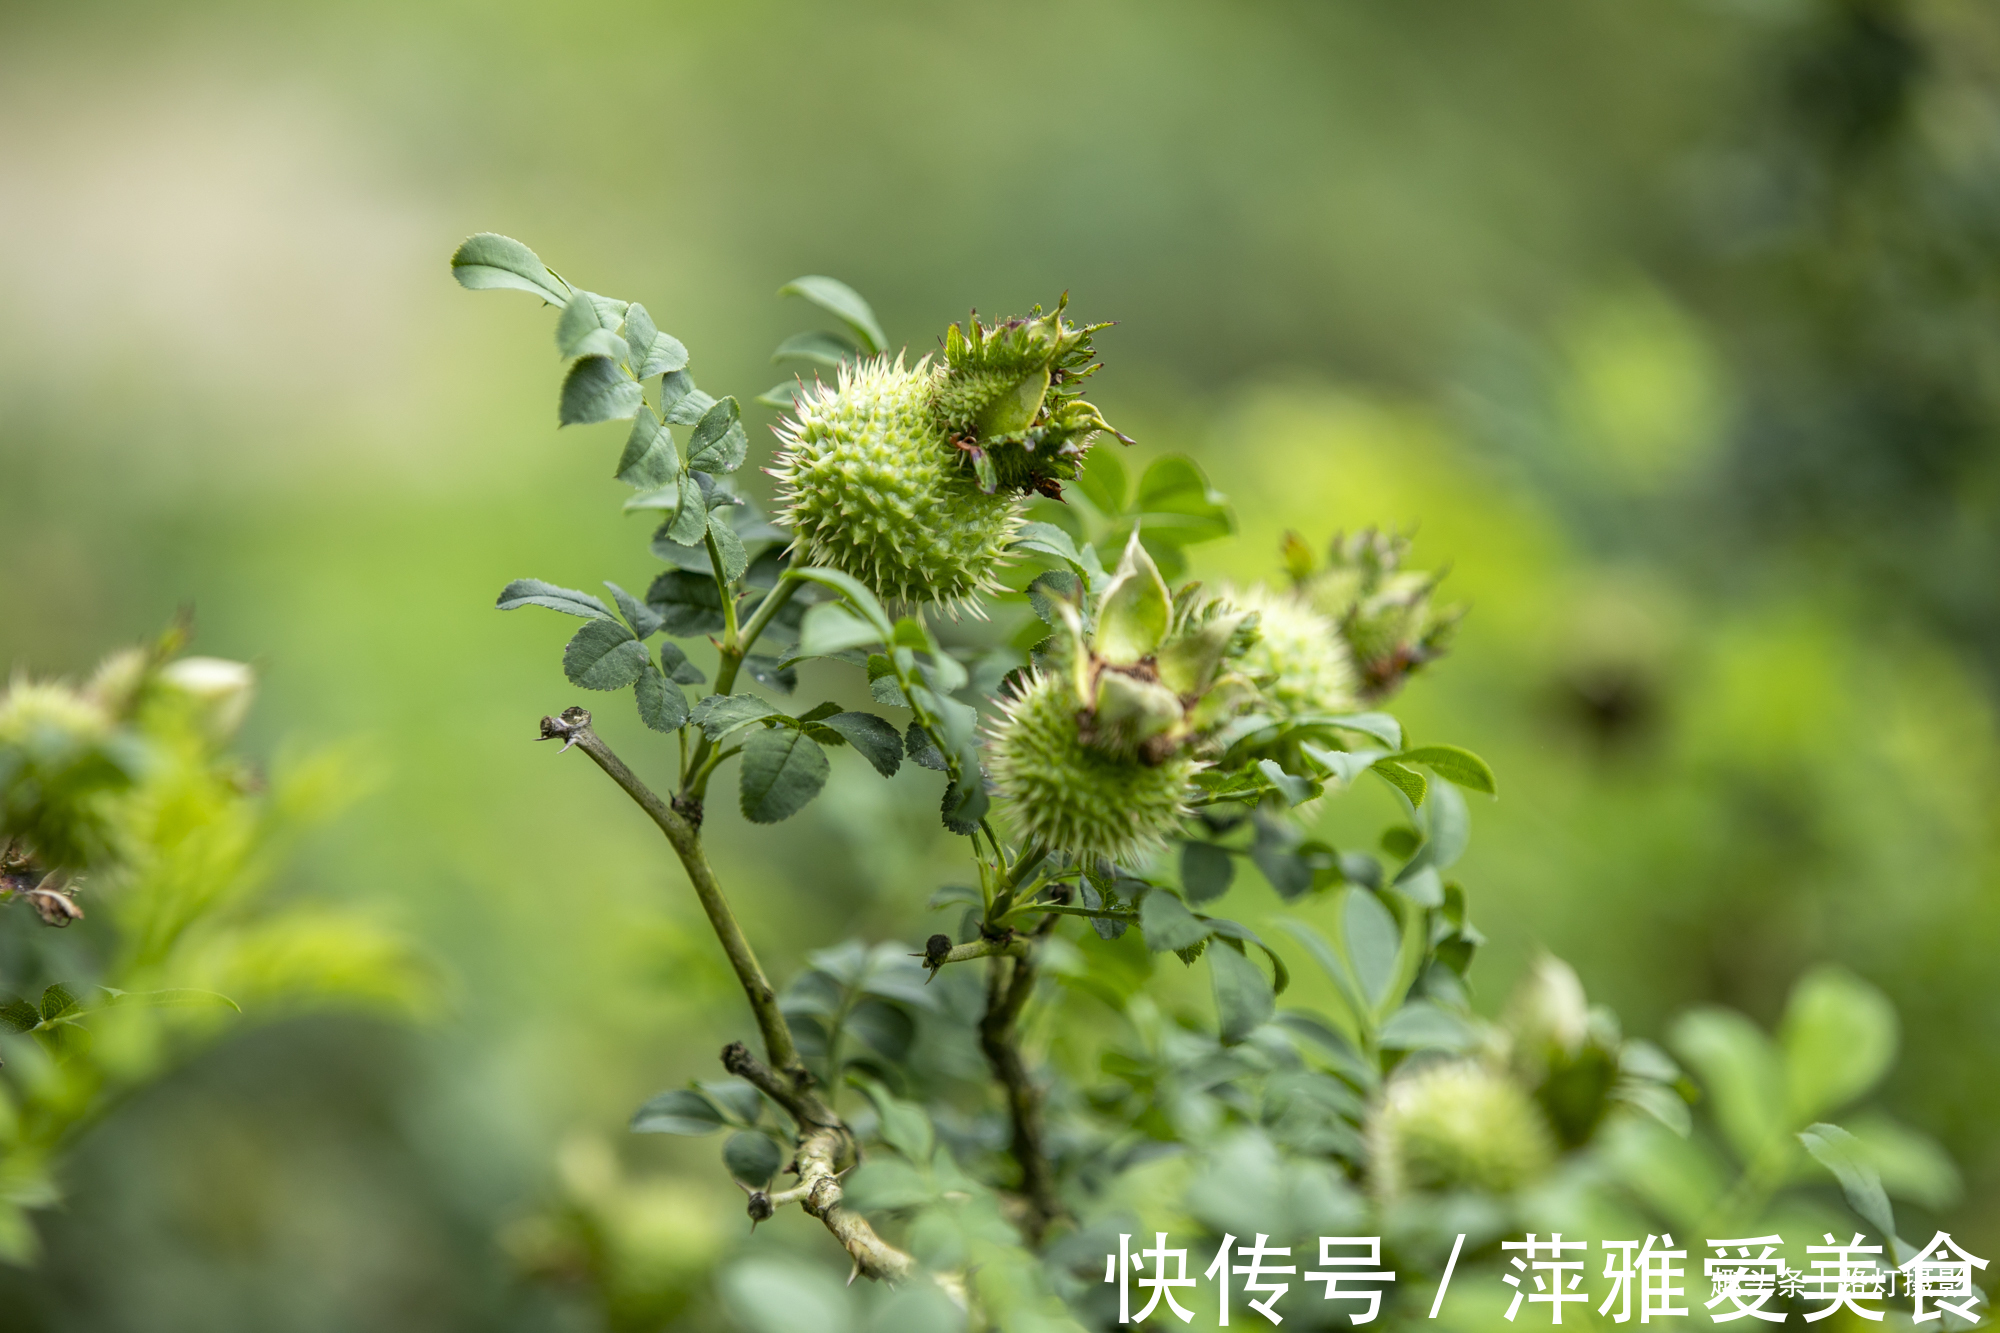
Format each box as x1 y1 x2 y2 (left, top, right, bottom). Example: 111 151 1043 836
0 631 428 1263
462 248 1971 1333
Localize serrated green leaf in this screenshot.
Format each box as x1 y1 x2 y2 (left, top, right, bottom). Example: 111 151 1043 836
1371 758 1427 807
1 997 42 1033
779 275 886 354
1012 521 1084 568
691 693 781 741
1141 891 1212 953
620 302 689 378
708 510 748 583
615 410 680 489
772 329 859 367
556 289 629 358
564 620 650 690
631 1088 725 1135
1396 744 1496 795
495 578 614 620
450 233 568 304
723 1130 783 1186
818 712 901 777
664 386 717 425
686 396 748 473
634 663 689 732
604 582 663 638
662 474 708 545
659 641 706 685
559 354 643 426
645 569 725 636
739 726 829 823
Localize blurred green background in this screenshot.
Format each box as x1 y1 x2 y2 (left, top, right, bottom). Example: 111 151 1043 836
3 0 1997 1328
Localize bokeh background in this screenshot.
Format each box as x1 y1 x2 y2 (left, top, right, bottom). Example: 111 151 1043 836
4 0 1998 1328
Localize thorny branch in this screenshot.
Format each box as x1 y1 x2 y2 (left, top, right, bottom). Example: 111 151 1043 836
538 707 915 1283
978 912 1066 1244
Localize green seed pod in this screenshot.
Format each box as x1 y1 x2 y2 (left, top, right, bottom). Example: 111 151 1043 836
989 671 1198 866
934 298 1128 498
1368 1060 1555 1197
771 355 1020 613
1229 584 1360 718
988 536 1260 863
1301 529 1461 702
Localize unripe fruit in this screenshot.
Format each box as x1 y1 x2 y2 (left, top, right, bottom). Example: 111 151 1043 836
988 672 1197 866
1229 584 1360 718
1369 1060 1555 1197
771 356 1020 613
1300 528 1460 702
934 299 1126 498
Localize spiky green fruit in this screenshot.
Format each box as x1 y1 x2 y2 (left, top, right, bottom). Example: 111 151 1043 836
933 298 1127 497
989 536 1255 863
1368 1061 1555 1197
1229 584 1360 718
989 672 1197 866
1299 529 1461 702
772 356 1020 612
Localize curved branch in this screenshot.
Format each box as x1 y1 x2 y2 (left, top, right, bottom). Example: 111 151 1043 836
539 708 914 1282
724 1043 913 1283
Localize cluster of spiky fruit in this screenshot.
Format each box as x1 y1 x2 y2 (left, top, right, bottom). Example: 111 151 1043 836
987 537 1254 866
1227 583 1361 719
1367 1059 1555 1197
1287 528 1461 702
771 301 1124 612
